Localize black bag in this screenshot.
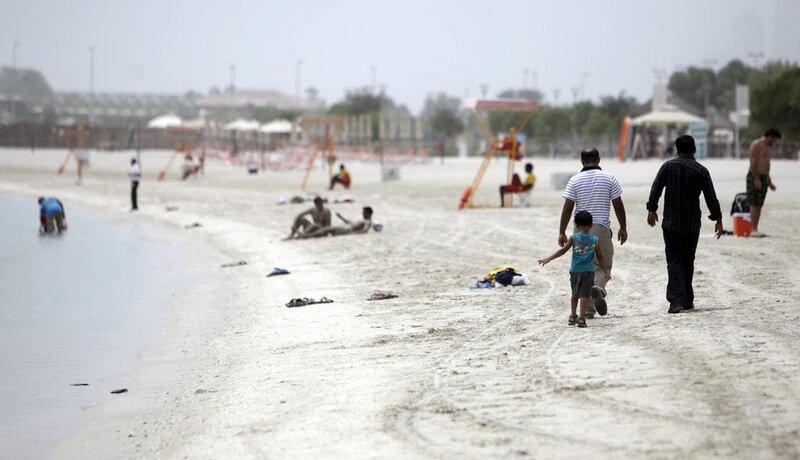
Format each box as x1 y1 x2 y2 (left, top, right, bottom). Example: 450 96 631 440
730 192 749 215
494 268 519 286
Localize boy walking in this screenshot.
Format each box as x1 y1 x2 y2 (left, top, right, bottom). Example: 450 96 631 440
539 211 611 328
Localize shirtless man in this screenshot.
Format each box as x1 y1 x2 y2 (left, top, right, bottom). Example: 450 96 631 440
286 196 331 239
301 206 373 238
747 128 781 237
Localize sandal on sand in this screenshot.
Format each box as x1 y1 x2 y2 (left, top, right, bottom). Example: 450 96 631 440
368 291 398 301
577 317 587 328
568 314 578 326
286 297 334 308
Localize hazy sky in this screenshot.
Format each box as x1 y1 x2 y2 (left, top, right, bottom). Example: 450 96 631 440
3 0 799 112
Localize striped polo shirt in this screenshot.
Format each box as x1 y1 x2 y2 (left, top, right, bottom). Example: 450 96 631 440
562 167 623 229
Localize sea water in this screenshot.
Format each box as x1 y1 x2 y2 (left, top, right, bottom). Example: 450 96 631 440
0 194 201 458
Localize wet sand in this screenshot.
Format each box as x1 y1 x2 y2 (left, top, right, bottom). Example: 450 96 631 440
1 148 799 459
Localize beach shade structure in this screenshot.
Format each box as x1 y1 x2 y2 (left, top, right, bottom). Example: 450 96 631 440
56 122 89 174
458 98 538 209
147 114 183 129
298 116 345 191
260 119 297 134
223 119 261 132
620 106 709 160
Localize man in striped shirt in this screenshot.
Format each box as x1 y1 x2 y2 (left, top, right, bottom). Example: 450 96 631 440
558 148 628 318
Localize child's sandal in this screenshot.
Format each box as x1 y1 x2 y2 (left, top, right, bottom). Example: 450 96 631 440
577 317 587 328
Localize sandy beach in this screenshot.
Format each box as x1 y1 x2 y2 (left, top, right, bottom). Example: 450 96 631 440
2 147 800 459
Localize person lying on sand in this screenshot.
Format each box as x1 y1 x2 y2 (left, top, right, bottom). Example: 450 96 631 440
300 206 373 238
286 196 331 239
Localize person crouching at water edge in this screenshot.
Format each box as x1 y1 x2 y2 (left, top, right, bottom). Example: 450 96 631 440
38 196 67 234
538 210 611 328
329 163 351 190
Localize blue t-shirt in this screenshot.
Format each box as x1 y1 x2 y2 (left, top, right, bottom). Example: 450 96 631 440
40 197 63 216
570 232 598 273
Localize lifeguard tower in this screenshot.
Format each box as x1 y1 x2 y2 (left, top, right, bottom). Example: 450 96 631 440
298 116 344 191
458 98 538 209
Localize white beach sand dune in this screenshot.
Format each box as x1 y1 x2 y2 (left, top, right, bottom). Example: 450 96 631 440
1 148 799 459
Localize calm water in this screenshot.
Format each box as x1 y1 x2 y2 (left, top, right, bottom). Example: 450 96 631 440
0 194 200 458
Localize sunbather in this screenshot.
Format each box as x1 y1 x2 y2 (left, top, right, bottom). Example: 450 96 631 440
300 206 373 238
286 197 331 239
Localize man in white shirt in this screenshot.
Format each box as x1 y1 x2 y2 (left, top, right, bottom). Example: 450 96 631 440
558 148 627 318
129 158 141 211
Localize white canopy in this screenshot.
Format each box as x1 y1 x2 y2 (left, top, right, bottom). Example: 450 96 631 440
182 118 207 129
631 106 705 126
260 119 297 134
224 118 261 131
147 114 183 129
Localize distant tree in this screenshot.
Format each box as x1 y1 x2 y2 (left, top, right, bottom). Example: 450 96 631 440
668 66 717 110
750 62 800 138
497 88 545 103
421 93 461 118
429 108 464 139
251 105 299 123
715 59 751 113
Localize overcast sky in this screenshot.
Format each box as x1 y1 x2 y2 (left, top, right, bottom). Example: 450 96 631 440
3 0 799 112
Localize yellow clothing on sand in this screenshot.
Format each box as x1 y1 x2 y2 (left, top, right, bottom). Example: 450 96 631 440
341 169 350 181
524 173 537 188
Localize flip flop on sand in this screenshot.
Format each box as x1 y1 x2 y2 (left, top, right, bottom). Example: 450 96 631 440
221 261 247 268
367 291 398 301
267 267 290 277
184 222 202 229
285 297 334 308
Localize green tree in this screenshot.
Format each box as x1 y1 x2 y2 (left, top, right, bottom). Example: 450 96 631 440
668 66 717 110
715 59 751 113
429 108 464 139
750 63 800 138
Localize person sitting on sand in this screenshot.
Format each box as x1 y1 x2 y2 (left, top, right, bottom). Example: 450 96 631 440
329 164 351 190
38 196 67 234
286 196 331 239
301 206 373 238
181 154 199 180
499 162 536 207
538 210 611 328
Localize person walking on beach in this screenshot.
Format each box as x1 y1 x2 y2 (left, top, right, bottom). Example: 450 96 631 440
539 210 611 328
647 135 723 314
38 196 67 234
129 158 141 211
285 196 331 239
747 128 781 237
558 147 627 318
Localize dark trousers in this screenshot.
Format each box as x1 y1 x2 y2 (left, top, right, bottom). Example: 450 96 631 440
662 229 699 308
131 181 139 210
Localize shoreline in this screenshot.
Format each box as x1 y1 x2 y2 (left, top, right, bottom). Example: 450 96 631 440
2 148 800 458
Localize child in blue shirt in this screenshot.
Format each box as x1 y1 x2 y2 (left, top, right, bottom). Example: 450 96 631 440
538 210 611 328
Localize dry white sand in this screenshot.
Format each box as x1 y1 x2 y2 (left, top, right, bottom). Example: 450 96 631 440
1 147 800 459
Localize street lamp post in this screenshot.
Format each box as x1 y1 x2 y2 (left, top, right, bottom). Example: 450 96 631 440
12 42 18 68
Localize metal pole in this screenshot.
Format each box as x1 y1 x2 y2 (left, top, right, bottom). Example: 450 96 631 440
12 42 18 68
295 59 302 105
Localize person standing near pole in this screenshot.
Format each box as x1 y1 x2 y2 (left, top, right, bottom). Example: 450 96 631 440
129 158 140 211
647 135 723 314
747 128 781 237
558 148 627 318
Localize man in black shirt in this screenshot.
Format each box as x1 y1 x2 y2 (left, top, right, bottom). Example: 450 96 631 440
646 135 723 314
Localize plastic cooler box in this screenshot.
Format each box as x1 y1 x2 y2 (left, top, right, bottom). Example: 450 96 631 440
732 213 752 237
